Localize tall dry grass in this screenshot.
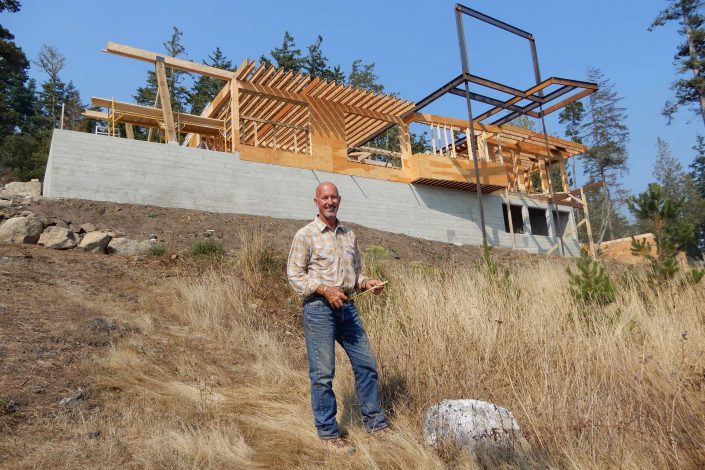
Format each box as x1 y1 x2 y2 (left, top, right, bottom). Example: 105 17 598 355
24 231 703 469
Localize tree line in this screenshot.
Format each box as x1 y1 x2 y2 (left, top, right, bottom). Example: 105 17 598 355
0 0 703 259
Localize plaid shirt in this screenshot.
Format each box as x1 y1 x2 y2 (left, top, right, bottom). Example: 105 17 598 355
287 216 367 299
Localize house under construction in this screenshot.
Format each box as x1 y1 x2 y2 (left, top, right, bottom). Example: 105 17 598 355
43 5 601 256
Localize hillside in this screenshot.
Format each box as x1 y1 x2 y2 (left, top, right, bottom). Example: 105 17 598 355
1 199 704 469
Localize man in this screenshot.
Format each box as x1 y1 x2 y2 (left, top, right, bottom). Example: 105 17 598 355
287 181 390 451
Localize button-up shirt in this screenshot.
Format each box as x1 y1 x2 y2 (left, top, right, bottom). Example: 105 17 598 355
287 216 367 299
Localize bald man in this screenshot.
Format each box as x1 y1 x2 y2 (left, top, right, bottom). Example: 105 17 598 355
287 182 389 451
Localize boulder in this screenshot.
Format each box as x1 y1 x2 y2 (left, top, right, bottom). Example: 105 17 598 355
0 179 41 198
0 216 44 244
38 226 78 249
422 399 521 452
0 199 11 207
79 223 97 233
108 237 152 256
79 231 112 253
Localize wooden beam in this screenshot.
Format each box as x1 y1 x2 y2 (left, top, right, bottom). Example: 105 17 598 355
155 57 177 143
231 80 240 151
105 42 234 81
125 124 135 140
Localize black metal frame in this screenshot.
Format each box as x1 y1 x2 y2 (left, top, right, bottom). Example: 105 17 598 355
364 5 597 246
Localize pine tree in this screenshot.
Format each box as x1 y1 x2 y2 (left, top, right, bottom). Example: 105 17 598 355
649 0 705 127
0 1 34 141
187 47 234 115
134 27 191 113
261 31 303 73
304 35 327 78
690 136 705 253
348 60 384 93
652 137 705 258
628 183 695 277
33 45 65 128
559 101 585 187
581 67 630 243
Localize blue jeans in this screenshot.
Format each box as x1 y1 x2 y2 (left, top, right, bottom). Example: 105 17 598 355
302 297 387 439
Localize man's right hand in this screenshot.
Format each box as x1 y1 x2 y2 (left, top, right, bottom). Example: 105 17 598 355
323 286 348 309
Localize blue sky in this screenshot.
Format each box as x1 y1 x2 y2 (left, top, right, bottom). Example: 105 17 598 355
3 0 702 195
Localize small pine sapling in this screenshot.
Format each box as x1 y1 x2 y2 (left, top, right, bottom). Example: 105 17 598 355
566 252 616 308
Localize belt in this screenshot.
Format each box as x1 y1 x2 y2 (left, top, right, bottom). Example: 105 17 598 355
306 292 354 303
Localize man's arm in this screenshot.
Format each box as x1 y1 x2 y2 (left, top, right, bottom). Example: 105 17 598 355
287 231 319 298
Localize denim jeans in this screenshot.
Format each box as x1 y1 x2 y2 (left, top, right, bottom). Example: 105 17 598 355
302 297 387 439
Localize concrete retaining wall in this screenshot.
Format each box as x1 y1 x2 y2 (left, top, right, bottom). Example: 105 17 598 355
44 130 580 256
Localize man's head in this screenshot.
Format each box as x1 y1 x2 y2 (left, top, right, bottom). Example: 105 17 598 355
315 182 340 222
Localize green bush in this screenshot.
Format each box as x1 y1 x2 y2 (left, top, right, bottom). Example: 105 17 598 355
567 253 616 307
190 239 224 257
149 245 167 257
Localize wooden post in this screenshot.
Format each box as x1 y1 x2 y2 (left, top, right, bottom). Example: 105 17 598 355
398 123 412 165
504 188 516 248
538 158 550 193
230 80 240 152
581 187 596 258
155 57 177 143
512 150 524 192
559 158 570 193
125 124 134 140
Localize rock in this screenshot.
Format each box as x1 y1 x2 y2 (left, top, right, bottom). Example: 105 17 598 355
0 199 11 207
4 399 20 414
50 219 69 229
0 216 44 244
59 388 85 407
79 222 97 233
422 399 521 452
38 226 78 249
108 237 152 256
0 179 41 198
78 231 111 253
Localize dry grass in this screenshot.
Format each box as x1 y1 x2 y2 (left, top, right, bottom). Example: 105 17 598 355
21 232 705 469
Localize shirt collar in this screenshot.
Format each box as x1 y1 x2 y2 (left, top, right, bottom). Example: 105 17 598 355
314 215 347 233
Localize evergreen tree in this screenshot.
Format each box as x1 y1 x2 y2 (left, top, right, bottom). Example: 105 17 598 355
33 45 65 128
187 47 234 115
559 101 585 187
261 31 303 73
134 27 191 113
649 0 705 127
348 59 384 93
581 67 630 243
303 35 344 82
689 136 705 254
0 1 33 140
628 183 695 278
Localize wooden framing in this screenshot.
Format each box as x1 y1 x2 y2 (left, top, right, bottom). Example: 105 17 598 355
87 41 598 253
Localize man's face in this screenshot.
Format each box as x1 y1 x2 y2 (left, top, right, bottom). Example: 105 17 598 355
315 184 340 220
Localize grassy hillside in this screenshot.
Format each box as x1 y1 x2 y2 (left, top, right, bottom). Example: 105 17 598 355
4 229 704 469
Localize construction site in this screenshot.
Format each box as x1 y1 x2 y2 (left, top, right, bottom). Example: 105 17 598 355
42 5 602 257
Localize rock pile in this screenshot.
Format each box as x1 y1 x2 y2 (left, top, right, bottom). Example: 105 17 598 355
0 206 155 256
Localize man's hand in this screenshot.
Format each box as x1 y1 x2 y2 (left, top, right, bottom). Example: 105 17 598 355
323 286 348 309
363 279 385 295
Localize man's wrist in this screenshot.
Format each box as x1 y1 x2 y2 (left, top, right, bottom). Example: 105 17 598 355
322 285 328 295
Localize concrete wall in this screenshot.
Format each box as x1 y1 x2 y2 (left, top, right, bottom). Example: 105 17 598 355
44 130 580 256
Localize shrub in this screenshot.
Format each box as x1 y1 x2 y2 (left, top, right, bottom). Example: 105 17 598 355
190 239 224 257
567 252 616 307
149 245 167 257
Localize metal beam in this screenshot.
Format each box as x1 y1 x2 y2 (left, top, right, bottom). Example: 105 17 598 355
456 4 533 40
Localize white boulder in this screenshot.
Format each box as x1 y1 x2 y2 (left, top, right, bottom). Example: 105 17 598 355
422 399 521 452
79 231 112 253
0 180 41 198
38 226 78 249
108 237 152 256
0 215 44 244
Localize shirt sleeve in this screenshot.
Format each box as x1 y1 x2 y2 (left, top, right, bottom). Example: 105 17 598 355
287 230 320 298
353 235 368 290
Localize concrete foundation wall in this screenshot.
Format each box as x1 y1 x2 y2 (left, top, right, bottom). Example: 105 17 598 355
44 130 580 256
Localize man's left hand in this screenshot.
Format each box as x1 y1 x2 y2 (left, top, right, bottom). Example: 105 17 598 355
364 279 385 295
